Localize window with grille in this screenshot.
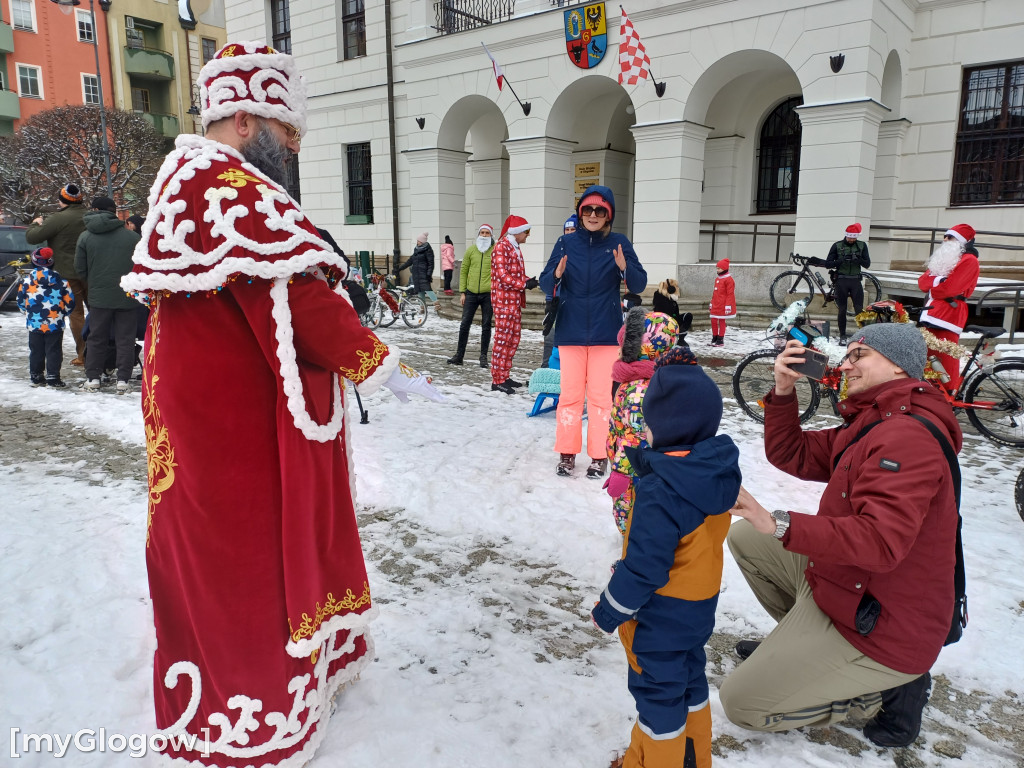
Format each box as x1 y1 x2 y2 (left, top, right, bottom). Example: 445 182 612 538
76 9 94 42
346 142 373 224
82 74 100 105
12 0 34 31
17 64 41 98
202 37 218 64
270 0 291 54
951 61 1024 206
341 0 366 60
284 155 301 203
131 87 151 113
756 96 803 213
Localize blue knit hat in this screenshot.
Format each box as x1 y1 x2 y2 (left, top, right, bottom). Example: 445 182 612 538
564 213 578 231
642 347 722 448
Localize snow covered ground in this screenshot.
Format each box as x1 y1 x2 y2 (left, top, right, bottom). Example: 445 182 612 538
1 310 1022 767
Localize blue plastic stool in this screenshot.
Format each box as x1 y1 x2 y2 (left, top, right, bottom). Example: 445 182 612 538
527 351 562 417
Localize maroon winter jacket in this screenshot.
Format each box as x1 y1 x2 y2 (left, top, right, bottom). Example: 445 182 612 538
763 378 960 674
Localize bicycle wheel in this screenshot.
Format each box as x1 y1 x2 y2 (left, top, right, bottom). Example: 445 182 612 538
732 349 821 424
379 290 400 327
1015 466 1024 524
769 271 815 312
401 294 428 327
862 272 883 306
360 296 382 329
964 361 1024 448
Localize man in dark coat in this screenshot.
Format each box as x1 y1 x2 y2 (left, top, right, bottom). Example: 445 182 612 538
721 323 960 748
74 196 141 392
396 232 434 295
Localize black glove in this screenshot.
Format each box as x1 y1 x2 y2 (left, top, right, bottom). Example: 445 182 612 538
525 277 539 290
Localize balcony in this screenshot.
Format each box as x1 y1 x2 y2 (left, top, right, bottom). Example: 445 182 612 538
123 46 175 81
0 89 20 122
0 19 13 53
141 112 179 138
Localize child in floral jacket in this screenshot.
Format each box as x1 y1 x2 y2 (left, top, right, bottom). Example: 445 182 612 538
16 247 76 387
605 308 679 534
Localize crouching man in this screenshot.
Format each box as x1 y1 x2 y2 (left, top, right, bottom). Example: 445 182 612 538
721 323 960 747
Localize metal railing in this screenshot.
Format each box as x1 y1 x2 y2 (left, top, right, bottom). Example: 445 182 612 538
871 224 1024 264
433 1 516 34
699 219 795 263
975 284 1024 343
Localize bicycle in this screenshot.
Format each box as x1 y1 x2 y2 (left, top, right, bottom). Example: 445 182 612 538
0 255 31 306
363 270 428 329
732 303 1024 448
769 253 882 317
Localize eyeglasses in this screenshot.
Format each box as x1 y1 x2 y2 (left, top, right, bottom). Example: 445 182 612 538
580 205 608 218
839 347 872 367
280 121 302 145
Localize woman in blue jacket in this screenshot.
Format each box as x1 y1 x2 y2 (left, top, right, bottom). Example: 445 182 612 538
540 185 648 478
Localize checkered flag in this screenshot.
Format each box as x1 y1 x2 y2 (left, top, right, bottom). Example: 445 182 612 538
618 8 651 86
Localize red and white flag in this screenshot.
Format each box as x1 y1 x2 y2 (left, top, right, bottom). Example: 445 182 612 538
481 43 504 92
618 9 651 86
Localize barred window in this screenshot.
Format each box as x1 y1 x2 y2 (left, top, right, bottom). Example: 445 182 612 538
341 0 366 60
270 0 291 54
284 155 301 203
346 142 373 224
951 61 1024 206
756 96 802 213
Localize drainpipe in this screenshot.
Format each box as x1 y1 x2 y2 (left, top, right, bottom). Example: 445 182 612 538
384 0 400 272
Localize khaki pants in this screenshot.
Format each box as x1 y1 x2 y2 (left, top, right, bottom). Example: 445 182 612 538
719 519 918 731
67 278 88 360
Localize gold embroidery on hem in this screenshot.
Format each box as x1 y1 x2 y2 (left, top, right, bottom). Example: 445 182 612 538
288 582 372 643
144 298 177 547
338 339 388 383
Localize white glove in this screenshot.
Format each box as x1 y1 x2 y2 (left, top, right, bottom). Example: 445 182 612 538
383 362 446 403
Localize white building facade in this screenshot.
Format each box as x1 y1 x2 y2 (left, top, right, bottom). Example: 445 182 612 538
224 0 1024 290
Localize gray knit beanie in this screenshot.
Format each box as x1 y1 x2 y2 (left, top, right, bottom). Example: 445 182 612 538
850 323 927 380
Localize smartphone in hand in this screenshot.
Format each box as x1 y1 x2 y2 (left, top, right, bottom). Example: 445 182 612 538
785 329 828 380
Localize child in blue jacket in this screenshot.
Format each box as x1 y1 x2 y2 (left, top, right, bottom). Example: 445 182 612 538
592 346 741 768
16 247 76 387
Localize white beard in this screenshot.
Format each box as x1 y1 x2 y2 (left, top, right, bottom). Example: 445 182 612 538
476 236 492 252
926 240 964 278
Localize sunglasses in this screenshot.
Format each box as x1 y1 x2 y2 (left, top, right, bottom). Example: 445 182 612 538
580 205 609 218
839 347 872 366
280 121 302 145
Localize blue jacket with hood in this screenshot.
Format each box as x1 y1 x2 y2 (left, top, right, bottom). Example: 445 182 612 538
539 185 647 346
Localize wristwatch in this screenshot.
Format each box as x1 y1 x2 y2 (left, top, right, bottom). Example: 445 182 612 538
770 509 791 539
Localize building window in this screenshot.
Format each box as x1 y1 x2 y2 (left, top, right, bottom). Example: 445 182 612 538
346 142 373 224
269 0 291 55
201 37 218 64
131 86 151 113
756 96 803 214
76 9 94 42
341 0 365 60
951 61 1024 206
82 74 100 105
0 72 5 91
284 156 301 202
12 0 35 31
17 64 41 98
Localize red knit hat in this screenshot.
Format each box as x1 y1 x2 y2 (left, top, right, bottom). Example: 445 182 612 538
198 41 307 136
31 247 54 268
844 223 862 239
716 258 729 271
578 193 613 222
945 223 976 244
499 215 531 239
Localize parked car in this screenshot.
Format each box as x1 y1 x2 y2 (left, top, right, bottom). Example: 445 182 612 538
0 225 39 306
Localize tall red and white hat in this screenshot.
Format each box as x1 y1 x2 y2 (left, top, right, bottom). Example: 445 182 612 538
945 223 976 244
198 41 307 136
844 223 862 239
500 215 531 239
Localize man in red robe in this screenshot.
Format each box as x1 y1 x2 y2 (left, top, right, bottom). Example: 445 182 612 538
122 41 440 767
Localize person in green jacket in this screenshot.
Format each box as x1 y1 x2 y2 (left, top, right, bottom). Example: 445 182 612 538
26 183 89 363
74 196 142 393
447 223 494 367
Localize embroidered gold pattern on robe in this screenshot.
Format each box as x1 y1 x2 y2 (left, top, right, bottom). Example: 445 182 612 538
337 339 388 383
289 582 372 642
144 299 177 547
218 169 265 188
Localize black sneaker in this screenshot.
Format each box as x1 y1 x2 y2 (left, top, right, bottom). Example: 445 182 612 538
556 454 575 476
30 375 45 387
480 355 489 368
586 458 608 479
735 639 761 660
446 356 464 365
46 379 68 388
491 381 515 395
505 378 524 388
863 672 932 748
839 336 849 346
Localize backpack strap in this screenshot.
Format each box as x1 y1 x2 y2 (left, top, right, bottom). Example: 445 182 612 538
831 420 882 471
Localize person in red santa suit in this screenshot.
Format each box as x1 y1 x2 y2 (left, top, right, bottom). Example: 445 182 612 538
917 223 980 391
489 214 539 394
708 258 736 347
121 41 441 767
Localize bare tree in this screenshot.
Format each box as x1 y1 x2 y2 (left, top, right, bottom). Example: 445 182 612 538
0 106 166 223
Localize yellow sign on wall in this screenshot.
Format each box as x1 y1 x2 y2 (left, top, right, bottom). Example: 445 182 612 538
574 179 598 193
575 162 601 177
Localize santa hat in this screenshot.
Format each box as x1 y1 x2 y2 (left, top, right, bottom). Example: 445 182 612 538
478 223 493 234
945 223 976 244
58 184 83 205
500 215 531 239
844 223 862 239
716 259 729 271
31 247 54 268
198 41 307 136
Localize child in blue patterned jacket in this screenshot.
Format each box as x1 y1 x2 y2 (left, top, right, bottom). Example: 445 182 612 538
16 247 76 387
592 346 741 768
